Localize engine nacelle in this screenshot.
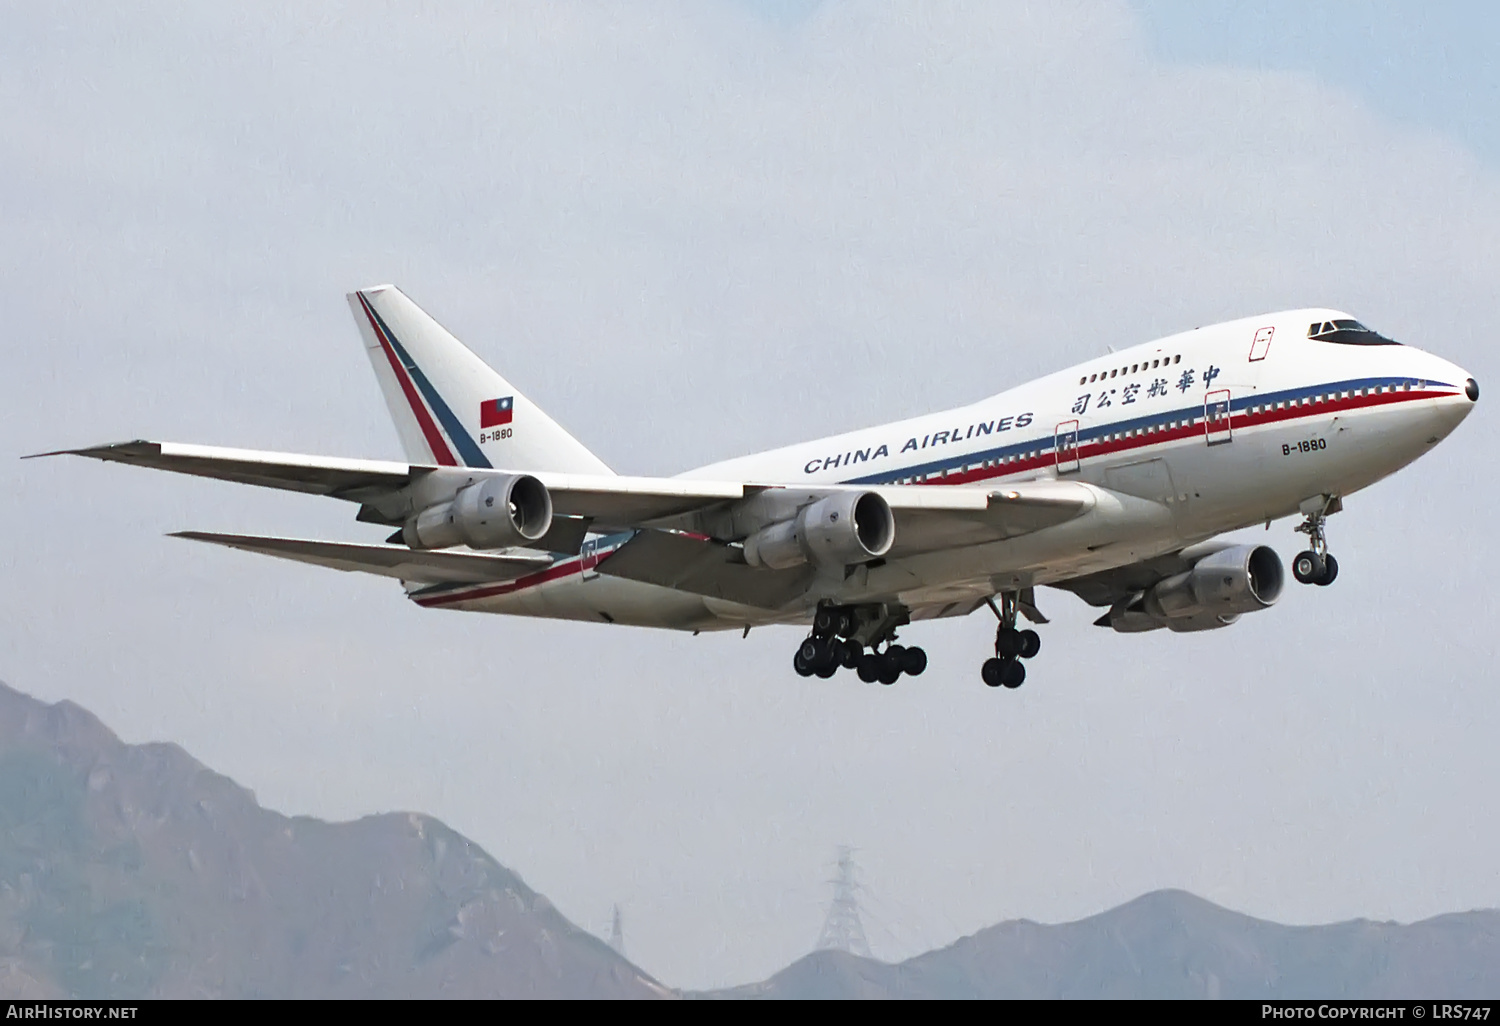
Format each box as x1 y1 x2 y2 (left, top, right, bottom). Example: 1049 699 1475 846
403 474 553 550
742 491 895 571
1102 545 1284 633
1145 544 1284 619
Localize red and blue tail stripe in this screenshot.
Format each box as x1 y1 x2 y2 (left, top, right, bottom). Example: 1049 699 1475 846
356 292 492 469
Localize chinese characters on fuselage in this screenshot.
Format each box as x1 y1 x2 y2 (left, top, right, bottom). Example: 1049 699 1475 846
1071 365 1220 416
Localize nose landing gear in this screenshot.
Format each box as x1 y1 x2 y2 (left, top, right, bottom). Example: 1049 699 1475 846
981 592 1043 689
1293 495 1342 587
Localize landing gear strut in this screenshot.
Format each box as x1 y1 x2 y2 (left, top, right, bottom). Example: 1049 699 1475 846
1292 496 1341 587
792 603 927 685
981 592 1042 689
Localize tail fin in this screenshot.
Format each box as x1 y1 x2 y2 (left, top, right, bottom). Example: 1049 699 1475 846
347 285 612 474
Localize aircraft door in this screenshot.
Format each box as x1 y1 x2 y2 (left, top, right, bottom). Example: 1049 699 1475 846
1055 419 1081 473
1249 325 1274 362
1204 389 1232 446
580 537 601 579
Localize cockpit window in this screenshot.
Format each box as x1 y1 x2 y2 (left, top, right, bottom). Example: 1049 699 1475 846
1307 319 1400 346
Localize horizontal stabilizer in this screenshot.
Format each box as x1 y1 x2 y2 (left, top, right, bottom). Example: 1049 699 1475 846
171 532 552 586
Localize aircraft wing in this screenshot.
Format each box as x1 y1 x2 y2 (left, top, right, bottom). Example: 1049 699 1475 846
876 479 1094 556
32 440 755 526
171 531 552 585
1049 541 1234 608
598 530 816 610
527 472 752 524
36 441 1094 558
599 481 1097 609
30 440 420 499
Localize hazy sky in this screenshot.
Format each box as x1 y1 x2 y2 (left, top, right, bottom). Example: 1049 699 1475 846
2 2 1497 989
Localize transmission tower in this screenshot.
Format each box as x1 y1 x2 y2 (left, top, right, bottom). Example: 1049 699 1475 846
608 904 625 958
814 846 872 957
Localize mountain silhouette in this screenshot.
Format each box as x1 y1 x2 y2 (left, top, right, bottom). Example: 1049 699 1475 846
0 681 667 999
704 888 1500 999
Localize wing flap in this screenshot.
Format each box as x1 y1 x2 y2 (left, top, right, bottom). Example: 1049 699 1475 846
171 531 552 585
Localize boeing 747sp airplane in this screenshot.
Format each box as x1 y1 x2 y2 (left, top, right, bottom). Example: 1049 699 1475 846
35 286 1478 689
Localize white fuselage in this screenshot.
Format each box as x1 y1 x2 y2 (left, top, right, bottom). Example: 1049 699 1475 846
410 308 1475 632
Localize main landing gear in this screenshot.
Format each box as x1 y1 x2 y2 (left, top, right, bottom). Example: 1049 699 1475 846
980 592 1042 689
792 604 927 685
1292 496 1341 587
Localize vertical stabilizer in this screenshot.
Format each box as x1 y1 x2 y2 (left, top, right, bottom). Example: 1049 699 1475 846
347 286 612 475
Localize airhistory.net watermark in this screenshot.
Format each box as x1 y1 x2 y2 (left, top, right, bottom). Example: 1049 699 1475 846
4 1007 136 1019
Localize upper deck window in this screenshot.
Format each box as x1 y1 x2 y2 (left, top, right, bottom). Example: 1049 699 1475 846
1307 319 1399 346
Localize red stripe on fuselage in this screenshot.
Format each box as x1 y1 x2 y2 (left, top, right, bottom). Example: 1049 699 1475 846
414 552 595 607
358 293 457 466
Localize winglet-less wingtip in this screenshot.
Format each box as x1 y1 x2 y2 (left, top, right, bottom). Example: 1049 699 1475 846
22 440 160 460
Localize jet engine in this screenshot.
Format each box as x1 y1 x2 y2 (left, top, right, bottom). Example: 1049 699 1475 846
1101 544 1285 633
742 491 895 571
403 474 554 550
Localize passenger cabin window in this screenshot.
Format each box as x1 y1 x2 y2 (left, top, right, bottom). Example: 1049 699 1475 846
1307 319 1399 346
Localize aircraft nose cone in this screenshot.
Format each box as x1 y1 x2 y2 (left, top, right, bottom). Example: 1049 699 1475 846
1466 377 1479 402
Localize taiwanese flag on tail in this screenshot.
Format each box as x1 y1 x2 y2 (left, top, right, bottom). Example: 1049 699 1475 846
480 396 514 428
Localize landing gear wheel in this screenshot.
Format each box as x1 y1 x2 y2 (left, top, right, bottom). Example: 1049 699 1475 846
797 636 843 676
985 591 1043 688
839 639 862 668
857 654 882 683
1000 659 1026 689
1294 498 1340 587
819 637 843 666
901 647 928 676
981 657 1007 688
877 656 903 685
1314 553 1339 587
1292 550 1325 585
